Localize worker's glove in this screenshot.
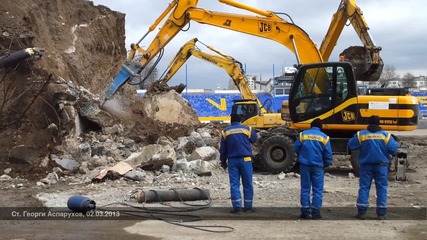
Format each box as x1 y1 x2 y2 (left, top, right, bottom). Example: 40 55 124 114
220 160 228 170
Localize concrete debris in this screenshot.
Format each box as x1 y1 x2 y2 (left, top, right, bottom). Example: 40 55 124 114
188 159 214 176
124 144 176 170
124 169 146 182
173 159 190 173
189 131 206 148
286 172 300 178
348 173 355 179
51 154 80 172
278 172 286 180
8 145 40 165
188 146 218 161
78 143 91 161
0 174 13 181
94 161 133 180
141 87 200 127
40 172 59 185
161 165 171 173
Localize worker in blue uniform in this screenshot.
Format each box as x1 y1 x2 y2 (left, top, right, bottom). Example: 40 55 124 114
348 115 398 220
294 118 333 219
220 113 258 213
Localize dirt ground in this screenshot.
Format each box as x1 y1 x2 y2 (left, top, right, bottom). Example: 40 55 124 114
0 130 426 240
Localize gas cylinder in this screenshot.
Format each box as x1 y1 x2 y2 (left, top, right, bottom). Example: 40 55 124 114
67 195 96 213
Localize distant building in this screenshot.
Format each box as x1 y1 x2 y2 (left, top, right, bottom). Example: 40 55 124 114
252 67 296 96
382 76 427 92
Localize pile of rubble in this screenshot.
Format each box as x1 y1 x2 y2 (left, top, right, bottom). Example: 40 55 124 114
1 76 226 185
0 0 226 185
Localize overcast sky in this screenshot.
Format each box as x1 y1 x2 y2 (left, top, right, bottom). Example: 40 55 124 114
91 0 427 89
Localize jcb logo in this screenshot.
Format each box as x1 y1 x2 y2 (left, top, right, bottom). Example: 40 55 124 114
258 21 272 33
341 110 355 122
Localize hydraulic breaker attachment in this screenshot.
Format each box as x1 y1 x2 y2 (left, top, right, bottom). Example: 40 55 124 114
103 60 142 101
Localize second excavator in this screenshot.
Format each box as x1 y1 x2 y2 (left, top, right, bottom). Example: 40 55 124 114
157 37 284 130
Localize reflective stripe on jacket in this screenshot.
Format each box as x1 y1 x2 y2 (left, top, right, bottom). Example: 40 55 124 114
348 129 398 165
220 122 258 160
293 127 333 167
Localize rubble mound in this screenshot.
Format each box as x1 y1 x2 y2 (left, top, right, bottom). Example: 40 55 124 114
0 0 202 180
141 81 200 125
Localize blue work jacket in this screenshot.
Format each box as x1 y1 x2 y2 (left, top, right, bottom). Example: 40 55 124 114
294 127 333 167
220 122 258 160
348 129 398 165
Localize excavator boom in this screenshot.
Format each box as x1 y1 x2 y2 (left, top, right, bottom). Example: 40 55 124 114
320 0 383 81
103 0 324 101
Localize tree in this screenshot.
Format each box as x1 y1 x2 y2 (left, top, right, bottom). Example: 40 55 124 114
380 64 399 85
402 72 416 87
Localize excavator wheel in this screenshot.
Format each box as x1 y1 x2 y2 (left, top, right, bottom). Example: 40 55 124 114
260 135 296 173
340 46 383 82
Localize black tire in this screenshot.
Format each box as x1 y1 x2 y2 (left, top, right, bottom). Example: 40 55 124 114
350 150 360 177
260 135 296 173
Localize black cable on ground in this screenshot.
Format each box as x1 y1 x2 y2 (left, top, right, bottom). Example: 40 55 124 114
97 188 234 233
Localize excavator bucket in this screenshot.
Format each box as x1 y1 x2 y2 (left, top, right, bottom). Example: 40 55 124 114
340 46 383 81
171 83 186 94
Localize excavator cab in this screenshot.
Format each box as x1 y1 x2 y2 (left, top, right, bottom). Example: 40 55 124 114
288 62 357 126
231 100 259 123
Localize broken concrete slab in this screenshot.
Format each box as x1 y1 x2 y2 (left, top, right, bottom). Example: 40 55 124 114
188 159 213 176
141 89 200 127
188 146 218 161
94 161 133 180
8 145 40 164
51 154 80 171
124 144 176 170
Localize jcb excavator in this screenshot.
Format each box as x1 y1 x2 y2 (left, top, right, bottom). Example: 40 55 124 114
157 37 284 129
102 0 417 175
103 0 379 100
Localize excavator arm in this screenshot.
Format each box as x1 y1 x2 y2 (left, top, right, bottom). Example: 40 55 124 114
159 38 268 113
320 0 383 81
103 0 198 100
103 0 324 101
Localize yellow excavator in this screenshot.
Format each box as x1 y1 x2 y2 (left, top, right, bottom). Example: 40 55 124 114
103 0 325 100
102 0 417 175
158 38 284 129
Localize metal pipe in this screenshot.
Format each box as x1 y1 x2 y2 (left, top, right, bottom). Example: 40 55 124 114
136 188 210 203
0 47 44 68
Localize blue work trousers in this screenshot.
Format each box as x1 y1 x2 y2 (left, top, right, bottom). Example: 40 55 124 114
300 164 324 217
228 157 253 210
357 164 388 216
